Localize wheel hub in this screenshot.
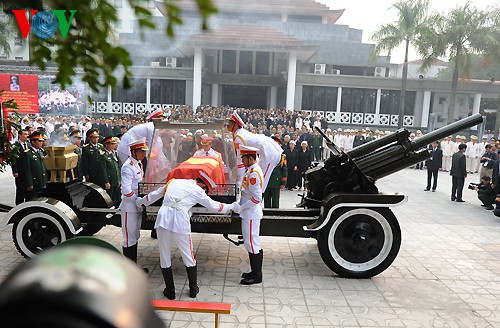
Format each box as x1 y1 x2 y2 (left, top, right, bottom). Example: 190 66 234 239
334 215 384 263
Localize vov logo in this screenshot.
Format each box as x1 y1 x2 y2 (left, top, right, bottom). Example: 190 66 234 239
12 10 77 39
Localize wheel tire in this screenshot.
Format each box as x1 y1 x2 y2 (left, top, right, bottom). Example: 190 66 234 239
12 209 73 258
317 207 401 279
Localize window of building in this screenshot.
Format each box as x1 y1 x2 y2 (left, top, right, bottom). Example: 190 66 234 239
255 52 269 75
380 90 415 115
343 88 377 113
438 97 446 104
239 51 253 74
222 50 236 74
112 78 147 103
150 79 185 104
302 86 337 111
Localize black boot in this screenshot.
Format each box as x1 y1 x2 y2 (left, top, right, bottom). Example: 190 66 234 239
240 250 263 285
241 250 263 279
123 244 137 263
150 229 157 239
161 267 175 300
123 244 149 273
186 266 199 298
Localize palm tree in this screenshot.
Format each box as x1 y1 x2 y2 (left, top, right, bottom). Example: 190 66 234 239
372 0 433 128
420 3 496 124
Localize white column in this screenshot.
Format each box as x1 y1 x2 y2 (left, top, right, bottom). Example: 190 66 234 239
193 47 202 110
286 51 297 111
107 85 112 112
336 87 342 123
211 84 219 107
471 93 481 130
146 78 151 105
421 90 431 128
375 89 381 124
270 86 277 109
473 93 481 114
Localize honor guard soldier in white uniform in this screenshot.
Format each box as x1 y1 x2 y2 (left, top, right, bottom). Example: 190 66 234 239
136 172 239 299
193 135 222 159
238 145 264 285
120 137 148 271
117 108 164 165
226 111 282 191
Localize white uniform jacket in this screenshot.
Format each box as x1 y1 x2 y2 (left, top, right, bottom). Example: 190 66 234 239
141 179 235 235
117 122 154 163
233 128 282 191
119 156 143 213
193 148 222 159
239 163 264 220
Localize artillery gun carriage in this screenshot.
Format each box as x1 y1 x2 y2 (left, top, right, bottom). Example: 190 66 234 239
1 114 483 278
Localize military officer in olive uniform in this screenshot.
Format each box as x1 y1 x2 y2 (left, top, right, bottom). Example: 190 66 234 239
263 136 288 208
81 128 105 184
100 136 121 206
19 132 48 201
68 130 83 181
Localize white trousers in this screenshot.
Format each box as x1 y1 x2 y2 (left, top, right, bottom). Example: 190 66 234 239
121 211 141 247
157 228 196 268
241 218 261 254
466 157 479 172
442 156 452 171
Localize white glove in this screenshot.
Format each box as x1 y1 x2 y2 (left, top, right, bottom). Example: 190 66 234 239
230 201 241 214
136 196 145 209
240 201 252 211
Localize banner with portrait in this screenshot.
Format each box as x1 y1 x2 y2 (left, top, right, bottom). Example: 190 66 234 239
0 74 39 114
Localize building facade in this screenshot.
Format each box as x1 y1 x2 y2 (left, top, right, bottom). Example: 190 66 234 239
1 0 499 131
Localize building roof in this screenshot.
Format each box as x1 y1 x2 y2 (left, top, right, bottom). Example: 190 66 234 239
154 0 344 23
188 24 303 47
181 24 317 59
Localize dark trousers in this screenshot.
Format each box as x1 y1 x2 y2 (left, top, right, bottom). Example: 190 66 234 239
263 186 280 208
286 169 299 189
478 193 495 207
15 177 27 205
451 177 465 200
426 169 438 190
312 147 321 161
25 189 41 202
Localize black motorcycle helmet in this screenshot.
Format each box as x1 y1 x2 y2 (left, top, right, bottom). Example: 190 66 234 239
0 243 164 328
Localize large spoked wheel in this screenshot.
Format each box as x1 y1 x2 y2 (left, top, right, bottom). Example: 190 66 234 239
317 207 401 279
12 211 73 258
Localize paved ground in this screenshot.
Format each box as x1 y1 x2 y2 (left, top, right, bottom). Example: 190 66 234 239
1 166 500 327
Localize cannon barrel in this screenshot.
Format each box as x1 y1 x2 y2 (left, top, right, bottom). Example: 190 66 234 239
411 113 483 149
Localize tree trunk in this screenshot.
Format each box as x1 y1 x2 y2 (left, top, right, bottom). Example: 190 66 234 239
398 40 410 129
447 48 461 124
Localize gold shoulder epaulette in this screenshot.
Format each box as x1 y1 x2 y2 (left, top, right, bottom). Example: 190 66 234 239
24 148 30 153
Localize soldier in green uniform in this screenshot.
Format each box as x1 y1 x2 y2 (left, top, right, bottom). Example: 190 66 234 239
69 130 83 181
263 136 288 208
99 136 121 206
20 132 48 201
81 128 105 185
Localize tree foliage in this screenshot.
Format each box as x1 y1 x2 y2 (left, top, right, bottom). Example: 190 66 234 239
417 2 498 124
371 0 435 128
0 0 218 94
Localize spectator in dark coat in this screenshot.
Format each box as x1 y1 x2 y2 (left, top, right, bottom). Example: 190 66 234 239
450 143 467 202
425 141 443 192
285 140 299 190
297 140 312 191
